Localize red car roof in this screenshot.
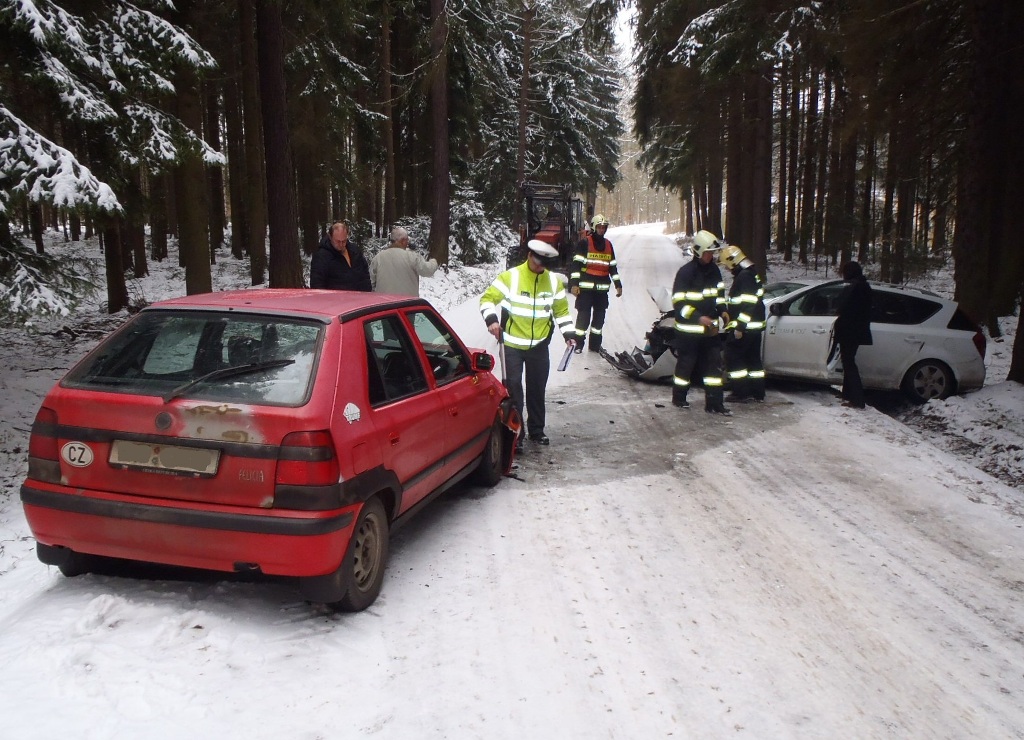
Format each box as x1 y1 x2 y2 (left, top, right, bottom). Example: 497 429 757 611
149 289 427 319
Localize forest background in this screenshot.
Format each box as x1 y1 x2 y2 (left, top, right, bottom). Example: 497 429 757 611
1 0 1021 382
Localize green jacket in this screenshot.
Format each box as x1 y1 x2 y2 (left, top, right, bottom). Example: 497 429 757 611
480 262 574 350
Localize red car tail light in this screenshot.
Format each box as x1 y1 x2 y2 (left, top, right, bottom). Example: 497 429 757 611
28 406 62 483
972 330 986 359
276 430 340 487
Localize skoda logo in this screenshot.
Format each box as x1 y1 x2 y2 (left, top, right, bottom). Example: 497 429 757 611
61 442 94 467
155 412 172 431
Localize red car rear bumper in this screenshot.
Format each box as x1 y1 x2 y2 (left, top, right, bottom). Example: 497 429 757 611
21 483 356 577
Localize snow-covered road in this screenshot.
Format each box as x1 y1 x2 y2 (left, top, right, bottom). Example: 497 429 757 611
0 229 1021 738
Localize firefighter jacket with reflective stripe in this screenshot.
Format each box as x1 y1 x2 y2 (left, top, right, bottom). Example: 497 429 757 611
725 265 766 332
672 257 726 335
480 262 575 350
569 235 622 292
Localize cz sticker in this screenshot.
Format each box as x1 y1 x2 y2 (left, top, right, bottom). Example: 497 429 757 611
61 441 94 467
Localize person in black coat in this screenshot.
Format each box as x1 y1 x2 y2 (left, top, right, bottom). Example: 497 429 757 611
833 260 873 408
309 221 372 292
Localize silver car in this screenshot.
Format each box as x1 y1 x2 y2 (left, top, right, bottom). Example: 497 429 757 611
763 280 986 402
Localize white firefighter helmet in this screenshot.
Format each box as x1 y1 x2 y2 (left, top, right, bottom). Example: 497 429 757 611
718 245 747 270
527 239 559 258
693 229 723 256
591 214 610 229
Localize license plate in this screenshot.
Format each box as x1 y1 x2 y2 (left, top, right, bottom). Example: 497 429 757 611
110 440 220 476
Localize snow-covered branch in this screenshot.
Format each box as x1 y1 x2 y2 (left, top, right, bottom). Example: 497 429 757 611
0 105 121 215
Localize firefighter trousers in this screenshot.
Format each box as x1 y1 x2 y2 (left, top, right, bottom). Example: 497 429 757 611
573 290 609 350
672 332 725 405
724 330 765 400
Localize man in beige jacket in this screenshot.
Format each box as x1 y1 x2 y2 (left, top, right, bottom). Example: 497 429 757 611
369 227 439 296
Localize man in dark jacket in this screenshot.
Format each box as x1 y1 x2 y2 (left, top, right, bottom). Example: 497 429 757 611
671 230 730 415
834 260 873 408
309 221 372 291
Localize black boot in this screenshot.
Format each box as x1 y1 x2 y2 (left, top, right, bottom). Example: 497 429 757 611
672 388 690 408
705 391 732 415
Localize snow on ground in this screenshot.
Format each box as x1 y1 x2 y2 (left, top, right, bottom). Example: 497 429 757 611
0 225 1021 739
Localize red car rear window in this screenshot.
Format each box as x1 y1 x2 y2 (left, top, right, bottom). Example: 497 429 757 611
63 311 323 406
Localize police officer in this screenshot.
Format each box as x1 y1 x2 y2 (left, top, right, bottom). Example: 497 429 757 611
719 245 766 402
671 230 730 415
480 239 576 450
568 214 622 353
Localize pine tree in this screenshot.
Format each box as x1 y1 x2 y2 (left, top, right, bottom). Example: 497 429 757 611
0 0 218 314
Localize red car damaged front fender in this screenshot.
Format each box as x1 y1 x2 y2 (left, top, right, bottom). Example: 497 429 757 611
498 398 522 471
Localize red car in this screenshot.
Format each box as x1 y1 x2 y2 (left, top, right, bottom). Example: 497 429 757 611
21 289 520 611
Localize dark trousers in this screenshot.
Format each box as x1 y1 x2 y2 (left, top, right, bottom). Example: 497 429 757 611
673 333 724 404
574 291 609 349
839 340 864 406
724 331 765 399
503 343 551 437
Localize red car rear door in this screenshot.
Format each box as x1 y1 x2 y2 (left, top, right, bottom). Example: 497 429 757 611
360 314 447 513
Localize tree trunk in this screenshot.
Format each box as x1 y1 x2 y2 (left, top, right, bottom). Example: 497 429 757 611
858 133 875 263
784 62 801 262
823 75 843 266
150 172 169 261
223 51 248 261
125 167 148 278
102 217 129 313
777 58 789 254
879 126 897 283
512 2 535 231
750 68 773 272
837 120 859 268
240 0 267 284
353 94 376 226
380 0 397 229
954 0 1024 345
797 72 819 264
893 175 914 285
29 203 44 254
256 0 302 287
0 216 14 254
175 64 213 295
812 73 831 263
725 84 744 243
427 0 451 264
293 95 327 257
205 81 226 255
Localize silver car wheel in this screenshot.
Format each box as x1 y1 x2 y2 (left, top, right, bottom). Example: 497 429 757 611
902 360 954 403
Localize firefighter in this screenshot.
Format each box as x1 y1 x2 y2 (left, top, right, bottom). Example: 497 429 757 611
671 229 731 414
480 239 576 450
568 214 622 353
719 245 766 402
